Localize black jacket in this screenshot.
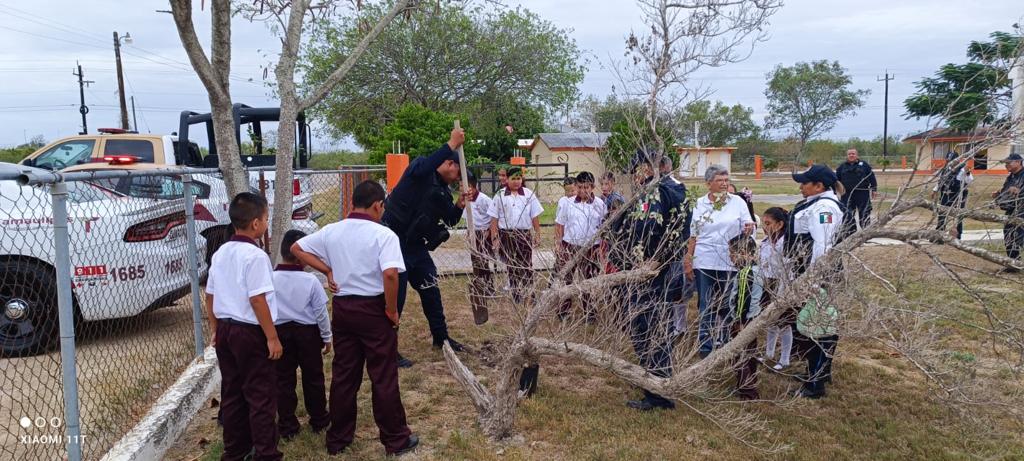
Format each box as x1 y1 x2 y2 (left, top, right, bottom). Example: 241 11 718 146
382 144 463 249
836 160 877 194
611 175 689 270
996 170 1024 216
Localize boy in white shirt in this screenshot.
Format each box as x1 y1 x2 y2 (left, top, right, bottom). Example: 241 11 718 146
291 180 419 456
463 172 494 325
272 229 331 440
554 171 607 319
488 166 543 303
204 192 282 461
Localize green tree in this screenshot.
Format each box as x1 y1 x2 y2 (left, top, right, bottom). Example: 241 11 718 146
301 2 584 155
675 100 760 146
604 118 675 173
764 60 869 161
904 31 1022 131
367 104 480 164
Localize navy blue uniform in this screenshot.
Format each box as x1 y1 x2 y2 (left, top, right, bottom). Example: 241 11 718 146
836 160 877 235
997 170 1024 260
382 144 463 344
617 175 688 409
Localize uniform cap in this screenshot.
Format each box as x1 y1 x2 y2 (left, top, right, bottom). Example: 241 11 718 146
1006 153 1023 162
792 164 838 187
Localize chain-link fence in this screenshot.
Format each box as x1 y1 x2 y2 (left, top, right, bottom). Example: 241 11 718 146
0 165 217 460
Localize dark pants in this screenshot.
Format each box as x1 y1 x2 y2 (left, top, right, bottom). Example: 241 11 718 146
558 243 601 318
731 320 759 400
397 245 449 343
499 229 534 303
626 267 674 407
1004 214 1024 260
841 190 872 235
469 230 494 322
327 296 412 454
696 269 735 355
275 322 329 436
802 334 839 396
937 191 967 239
215 320 282 461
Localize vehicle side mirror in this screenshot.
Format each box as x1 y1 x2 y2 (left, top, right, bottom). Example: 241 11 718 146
22 158 35 167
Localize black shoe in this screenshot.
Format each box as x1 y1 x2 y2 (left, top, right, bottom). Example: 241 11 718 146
798 388 825 399
435 337 466 352
327 444 349 455
397 354 414 368
519 364 539 397
626 398 674 411
390 434 419 456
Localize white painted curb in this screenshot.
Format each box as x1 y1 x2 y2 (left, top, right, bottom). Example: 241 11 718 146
101 346 220 461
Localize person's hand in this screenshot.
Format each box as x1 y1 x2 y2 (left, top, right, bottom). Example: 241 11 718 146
456 191 471 209
322 341 332 356
684 258 695 281
325 271 338 293
930 191 937 201
532 232 540 247
492 236 501 252
386 310 400 328
267 337 283 360
209 331 216 347
448 128 466 150
872 191 879 200
992 190 1000 198
1010 187 1021 195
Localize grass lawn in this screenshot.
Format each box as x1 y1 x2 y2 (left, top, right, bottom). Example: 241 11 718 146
166 242 1024 461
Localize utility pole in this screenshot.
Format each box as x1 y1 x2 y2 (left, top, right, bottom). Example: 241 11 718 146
73 63 93 135
130 96 138 132
878 72 895 159
113 31 131 130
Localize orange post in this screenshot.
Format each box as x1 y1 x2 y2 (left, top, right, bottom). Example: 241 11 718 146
754 155 763 179
509 156 526 166
901 156 907 169
385 153 409 193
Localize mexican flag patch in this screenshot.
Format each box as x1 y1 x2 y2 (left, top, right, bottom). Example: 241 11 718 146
819 212 833 224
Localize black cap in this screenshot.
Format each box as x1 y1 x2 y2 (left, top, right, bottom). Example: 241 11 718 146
1006 153 1023 162
631 148 656 172
792 164 838 187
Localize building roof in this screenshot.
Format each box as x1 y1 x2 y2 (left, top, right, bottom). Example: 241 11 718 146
676 146 738 152
534 132 611 150
902 127 992 143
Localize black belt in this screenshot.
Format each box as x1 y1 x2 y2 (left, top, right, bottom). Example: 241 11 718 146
218 317 259 327
276 321 314 328
334 294 385 300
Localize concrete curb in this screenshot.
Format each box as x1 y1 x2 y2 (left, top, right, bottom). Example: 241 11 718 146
101 346 220 461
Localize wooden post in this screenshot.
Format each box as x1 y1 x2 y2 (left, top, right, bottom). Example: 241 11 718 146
455 120 474 250
754 155 763 179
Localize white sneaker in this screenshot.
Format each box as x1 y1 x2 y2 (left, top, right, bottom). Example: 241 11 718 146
772 363 785 371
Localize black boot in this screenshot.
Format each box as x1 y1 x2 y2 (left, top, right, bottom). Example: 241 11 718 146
519 364 539 397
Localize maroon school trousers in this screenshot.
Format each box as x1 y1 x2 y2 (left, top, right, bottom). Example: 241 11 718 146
558 243 602 317
499 229 533 303
470 229 494 315
215 319 282 461
275 322 329 436
327 295 412 454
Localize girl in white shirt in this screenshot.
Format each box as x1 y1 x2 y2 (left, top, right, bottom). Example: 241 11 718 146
758 207 792 370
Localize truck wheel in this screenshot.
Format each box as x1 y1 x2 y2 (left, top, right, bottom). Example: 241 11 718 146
0 260 59 357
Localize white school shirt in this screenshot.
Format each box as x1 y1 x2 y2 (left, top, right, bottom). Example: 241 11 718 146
296 214 406 296
463 192 494 231
793 190 844 263
271 267 332 342
556 195 607 246
205 237 276 325
690 193 756 272
488 186 543 230
932 168 975 192
759 236 787 280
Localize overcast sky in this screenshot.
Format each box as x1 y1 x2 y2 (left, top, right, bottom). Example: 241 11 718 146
0 1 1021 150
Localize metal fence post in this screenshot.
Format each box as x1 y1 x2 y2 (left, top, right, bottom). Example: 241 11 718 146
50 182 82 461
182 174 206 358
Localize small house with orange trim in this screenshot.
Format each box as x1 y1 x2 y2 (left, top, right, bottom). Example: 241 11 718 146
529 132 610 202
903 127 1014 175
676 147 735 178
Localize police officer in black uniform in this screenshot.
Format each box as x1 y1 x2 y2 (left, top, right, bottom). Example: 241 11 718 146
382 128 469 367
619 150 689 411
993 153 1024 270
835 148 877 238
934 151 972 239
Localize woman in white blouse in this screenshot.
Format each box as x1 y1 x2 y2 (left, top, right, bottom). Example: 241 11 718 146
684 165 755 358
